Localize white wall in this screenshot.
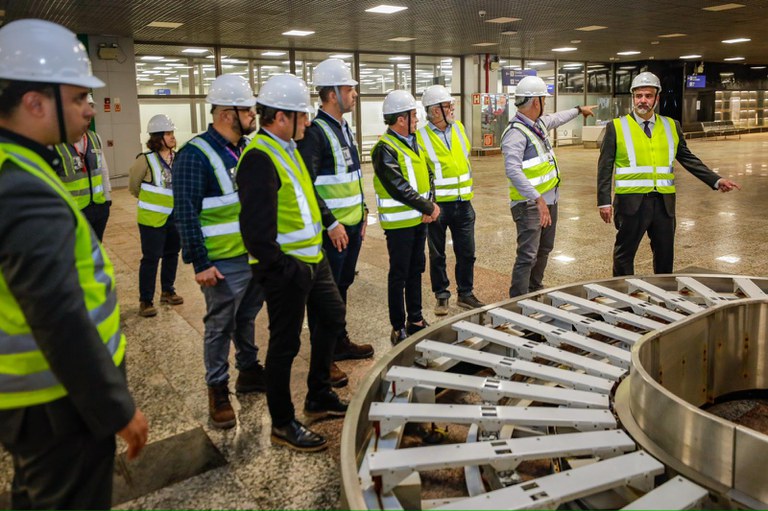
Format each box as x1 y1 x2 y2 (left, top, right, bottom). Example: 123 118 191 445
87 35 142 188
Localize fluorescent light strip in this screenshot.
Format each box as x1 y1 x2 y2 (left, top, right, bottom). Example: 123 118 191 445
724 57 744 61
680 54 702 59
283 30 314 36
617 51 641 55
722 37 750 43
182 48 209 54
365 5 407 14
703 3 744 11
552 47 577 52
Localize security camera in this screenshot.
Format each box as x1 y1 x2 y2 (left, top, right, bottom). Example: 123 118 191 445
479 10 486 18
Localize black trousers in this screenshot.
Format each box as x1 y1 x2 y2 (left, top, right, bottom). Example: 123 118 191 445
261 256 345 427
427 201 477 299
138 217 181 303
81 202 110 242
384 224 427 330
613 194 675 276
5 430 115 510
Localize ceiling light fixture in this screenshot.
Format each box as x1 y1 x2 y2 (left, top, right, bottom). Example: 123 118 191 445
388 36 416 42
658 33 686 38
486 17 521 23
617 50 641 55
365 4 407 14
722 37 751 43
575 25 607 31
472 42 498 46
262 51 286 56
389 56 410 61
552 47 577 52
182 48 208 54
329 53 353 59
146 21 183 29
283 30 314 36
680 54 702 59
724 56 745 61
501 31 517 35
750 66 767 70
140 56 164 61
702 3 744 11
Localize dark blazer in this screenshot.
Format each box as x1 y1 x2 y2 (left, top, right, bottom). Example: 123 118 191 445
597 116 721 217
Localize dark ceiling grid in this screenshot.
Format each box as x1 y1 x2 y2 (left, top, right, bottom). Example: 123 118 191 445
0 0 765 65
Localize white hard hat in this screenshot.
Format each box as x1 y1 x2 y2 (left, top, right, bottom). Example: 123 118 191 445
382 90 417 115
631 71 661 92
313 58 358 87
206 74 256 107
421 85 453 107
147 114 176 133
0 19 104 88
514 76 550 97
257 74 314 113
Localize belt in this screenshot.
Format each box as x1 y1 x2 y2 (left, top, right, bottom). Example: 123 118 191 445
645 191 661 197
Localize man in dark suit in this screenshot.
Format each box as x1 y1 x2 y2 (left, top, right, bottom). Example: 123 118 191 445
597 71 740 276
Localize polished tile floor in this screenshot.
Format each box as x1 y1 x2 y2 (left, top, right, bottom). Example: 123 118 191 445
1 132 767 509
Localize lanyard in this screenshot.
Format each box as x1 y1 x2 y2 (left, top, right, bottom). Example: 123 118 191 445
515 114 552 151
73 133 89 173
158 151 174 171
224 145 241 162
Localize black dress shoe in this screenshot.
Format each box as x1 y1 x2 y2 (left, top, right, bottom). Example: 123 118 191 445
390 327 408 345
304 390 348 420
271 419 327 452
406 319 429 335
457 293 485 309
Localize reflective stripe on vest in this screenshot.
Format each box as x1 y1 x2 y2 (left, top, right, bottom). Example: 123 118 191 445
186 137 246 260
55 131 106 209
416 121 473 203
372 133 431 230
502 122 559 202
0 144 126 409
614 115 678 195
137 152 174 227
312 118 365 225
241 135 323 264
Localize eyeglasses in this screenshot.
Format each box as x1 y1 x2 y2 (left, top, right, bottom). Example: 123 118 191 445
223 107 256 114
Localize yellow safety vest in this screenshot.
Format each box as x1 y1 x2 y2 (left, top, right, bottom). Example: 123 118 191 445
502 121 560 201
613 114 678 195
55 131 107 209
415 121 473 202
137 152 174 227
0 143 126 410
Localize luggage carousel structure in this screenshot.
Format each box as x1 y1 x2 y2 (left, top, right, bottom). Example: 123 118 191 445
340 274 768 510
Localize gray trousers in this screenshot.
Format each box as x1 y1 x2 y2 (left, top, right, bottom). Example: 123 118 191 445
201 255 264 386
509 201 558 297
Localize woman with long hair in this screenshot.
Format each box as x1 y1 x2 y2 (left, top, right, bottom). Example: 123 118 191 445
128 114 184 317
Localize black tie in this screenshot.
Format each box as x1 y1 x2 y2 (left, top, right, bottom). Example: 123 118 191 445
643 120 652 138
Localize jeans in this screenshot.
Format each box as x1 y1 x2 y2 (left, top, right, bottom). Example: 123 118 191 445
261 257 345 427
138 216 181 303
384 224 427 329
509 201 559 297
82 201 110 242
427 201 477 299
200 255 264 386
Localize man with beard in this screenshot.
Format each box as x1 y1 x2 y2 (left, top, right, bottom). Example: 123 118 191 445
174 74 266 429
598 71 740 276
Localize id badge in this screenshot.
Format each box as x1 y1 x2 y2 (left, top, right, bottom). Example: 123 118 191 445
342 146 354 166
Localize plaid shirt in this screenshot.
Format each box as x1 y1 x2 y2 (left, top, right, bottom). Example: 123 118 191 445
173 124 249 273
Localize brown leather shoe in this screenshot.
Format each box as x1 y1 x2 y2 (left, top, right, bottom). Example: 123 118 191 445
330 362 348 388
139 301 157 317
160 291 184 305
333 335 374 361
208 384 236 429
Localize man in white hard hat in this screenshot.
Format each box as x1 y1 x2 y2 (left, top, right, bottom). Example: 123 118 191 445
372 90 439 345
54 93 113 241
501 75 595 297
297 58 374 367
416 84 485 315
598 71 740 275
128 113 183 318
0 18 147 509
237 73 348 452
174 74 266 429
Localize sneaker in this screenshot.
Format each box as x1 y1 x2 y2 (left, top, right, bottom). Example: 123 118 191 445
304 390 348 421
333 335 374 361
330 362 348 388
406 319 429 336
208 384 236 429
434 297 449 316
160 291 184 305
139 301 157 318
271 419 327 452
390 327 408 345
235 364 266 393
457 293 485 310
